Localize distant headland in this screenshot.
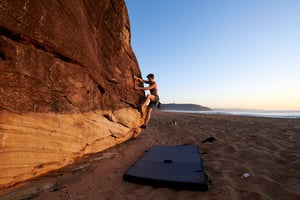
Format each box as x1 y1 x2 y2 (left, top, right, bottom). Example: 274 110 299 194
159 103 212 111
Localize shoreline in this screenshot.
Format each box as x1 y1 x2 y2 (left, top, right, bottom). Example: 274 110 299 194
1 111 299 200
159 109 300 119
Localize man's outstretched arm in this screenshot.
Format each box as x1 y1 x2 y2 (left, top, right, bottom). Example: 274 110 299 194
135 83 156 91
134 76 149 83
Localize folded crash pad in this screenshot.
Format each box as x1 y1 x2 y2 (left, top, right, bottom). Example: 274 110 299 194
123 145 208 191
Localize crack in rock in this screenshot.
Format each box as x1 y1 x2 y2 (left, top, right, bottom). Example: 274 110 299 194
0 26 84 67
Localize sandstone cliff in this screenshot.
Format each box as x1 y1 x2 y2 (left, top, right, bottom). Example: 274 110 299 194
0 0 144 189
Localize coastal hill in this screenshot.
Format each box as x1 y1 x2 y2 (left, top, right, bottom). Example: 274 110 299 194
159 103 212 111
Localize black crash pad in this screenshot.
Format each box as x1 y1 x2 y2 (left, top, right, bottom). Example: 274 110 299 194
123 145 208 191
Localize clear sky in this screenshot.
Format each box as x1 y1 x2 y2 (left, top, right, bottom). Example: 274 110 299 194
125 0 300 110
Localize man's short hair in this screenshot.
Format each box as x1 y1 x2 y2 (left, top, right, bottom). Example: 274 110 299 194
147 73 154 79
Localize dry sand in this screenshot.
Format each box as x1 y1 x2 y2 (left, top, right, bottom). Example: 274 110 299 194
1 111 299 200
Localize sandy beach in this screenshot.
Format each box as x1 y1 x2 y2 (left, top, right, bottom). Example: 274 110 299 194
1 111 299 200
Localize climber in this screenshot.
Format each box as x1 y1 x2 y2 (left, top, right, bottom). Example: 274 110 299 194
134 73 159 129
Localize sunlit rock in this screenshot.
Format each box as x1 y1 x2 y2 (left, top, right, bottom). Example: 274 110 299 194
0 0 144 189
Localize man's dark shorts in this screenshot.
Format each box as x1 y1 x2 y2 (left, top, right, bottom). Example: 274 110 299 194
148 95 159 108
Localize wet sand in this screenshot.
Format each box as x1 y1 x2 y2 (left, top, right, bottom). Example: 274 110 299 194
1 111 299 200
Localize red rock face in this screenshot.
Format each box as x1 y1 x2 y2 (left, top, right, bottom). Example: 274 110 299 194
0 0 142 113
0 0 143 189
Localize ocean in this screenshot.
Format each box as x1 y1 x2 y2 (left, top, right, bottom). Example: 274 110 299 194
162 109 300 119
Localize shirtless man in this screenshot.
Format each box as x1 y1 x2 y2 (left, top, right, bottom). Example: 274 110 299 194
134 73 159 129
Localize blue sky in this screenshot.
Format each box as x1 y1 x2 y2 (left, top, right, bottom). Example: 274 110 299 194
125 0 300 110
